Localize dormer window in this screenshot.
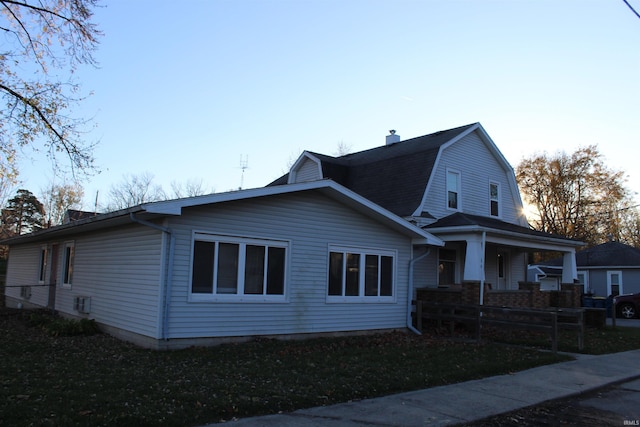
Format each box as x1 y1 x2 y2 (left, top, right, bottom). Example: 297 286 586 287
490 182 500 217
447 170 461 210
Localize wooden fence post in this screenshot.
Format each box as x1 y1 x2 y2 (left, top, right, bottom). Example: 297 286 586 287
551 311 558 354
612 302 617 329
476 306 482 343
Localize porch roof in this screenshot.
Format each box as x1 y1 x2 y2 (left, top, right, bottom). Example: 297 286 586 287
424 212 583 251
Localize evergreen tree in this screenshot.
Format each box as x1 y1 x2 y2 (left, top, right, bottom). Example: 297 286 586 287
1 189 45 235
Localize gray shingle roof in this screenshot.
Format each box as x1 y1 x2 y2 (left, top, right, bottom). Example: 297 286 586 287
269 123 477 216
423 211 574 240
545 241 640 267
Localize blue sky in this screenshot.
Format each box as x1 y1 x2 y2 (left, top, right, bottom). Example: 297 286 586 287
17 0 640 209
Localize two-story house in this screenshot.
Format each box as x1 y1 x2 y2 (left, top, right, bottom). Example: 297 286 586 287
2 122 581 348
270 123 583 297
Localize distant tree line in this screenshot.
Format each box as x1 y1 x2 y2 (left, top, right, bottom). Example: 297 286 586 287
2 145 639 262
0 173 214 257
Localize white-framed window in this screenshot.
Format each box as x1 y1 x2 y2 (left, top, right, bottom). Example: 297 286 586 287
607 270 623 296
62 241 75 288
38 245 48 283
577 270 589 294
489 181 500 217
327 245 396 302
190 233 288 302
446 169 461 211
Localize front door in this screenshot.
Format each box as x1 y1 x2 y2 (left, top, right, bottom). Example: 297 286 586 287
47 244 59 310
497 251 509 290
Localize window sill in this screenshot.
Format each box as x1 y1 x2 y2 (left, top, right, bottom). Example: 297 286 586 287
326 296 396 304
188 294 287 303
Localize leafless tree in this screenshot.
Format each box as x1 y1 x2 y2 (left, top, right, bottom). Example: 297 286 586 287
40 181 84 226
0 0 102 181
170 178 214 199
106 172 166 211
516 145 638 246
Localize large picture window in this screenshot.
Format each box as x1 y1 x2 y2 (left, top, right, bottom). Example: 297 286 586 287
190 234 288 302
327 246 395 302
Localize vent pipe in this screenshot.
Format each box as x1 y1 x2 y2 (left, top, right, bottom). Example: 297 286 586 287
386 129 400 145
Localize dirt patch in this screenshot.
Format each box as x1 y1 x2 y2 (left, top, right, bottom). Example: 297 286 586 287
462 385 627 426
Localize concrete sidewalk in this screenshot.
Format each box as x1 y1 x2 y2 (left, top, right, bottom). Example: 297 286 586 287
210 349 640 426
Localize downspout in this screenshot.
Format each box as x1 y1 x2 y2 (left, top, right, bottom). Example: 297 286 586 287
130 213 175 341
479 231 486 306
408 247 432 335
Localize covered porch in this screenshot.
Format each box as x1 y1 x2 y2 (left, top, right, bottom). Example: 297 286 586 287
422 213 584 305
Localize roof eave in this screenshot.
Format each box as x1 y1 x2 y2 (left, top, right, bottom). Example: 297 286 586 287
2 180 445 248
0 205 148 245
427 225 584 249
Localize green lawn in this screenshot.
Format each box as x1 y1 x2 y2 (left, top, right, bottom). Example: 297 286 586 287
1 309 637 426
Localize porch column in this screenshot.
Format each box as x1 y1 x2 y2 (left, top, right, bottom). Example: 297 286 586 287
463 236 485 282
562 249 578 283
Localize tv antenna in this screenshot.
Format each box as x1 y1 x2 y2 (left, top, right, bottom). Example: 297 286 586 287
239 155 249 190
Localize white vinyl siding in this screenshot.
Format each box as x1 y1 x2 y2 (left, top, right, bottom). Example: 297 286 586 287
294 158 322 183
6 225 165 338
5 191 418 343
422 132 523 224
165 191 413 339
5 245 50 307
66 225 165 336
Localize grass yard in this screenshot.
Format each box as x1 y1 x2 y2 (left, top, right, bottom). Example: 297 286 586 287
485 323 640 354
1 310 637 427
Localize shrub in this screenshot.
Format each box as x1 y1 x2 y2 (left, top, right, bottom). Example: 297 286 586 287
44 317 100 336
26 311 100 336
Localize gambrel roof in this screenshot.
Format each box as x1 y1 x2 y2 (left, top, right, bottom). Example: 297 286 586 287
270 123 523 219
270 123 478 217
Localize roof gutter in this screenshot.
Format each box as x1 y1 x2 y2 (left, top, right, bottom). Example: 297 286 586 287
130 213 175 341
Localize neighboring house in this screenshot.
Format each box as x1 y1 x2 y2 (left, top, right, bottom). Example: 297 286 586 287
3 180 443 349
271 123 583 297
63 209 97 223
529 240 640 297
3 122 584 348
